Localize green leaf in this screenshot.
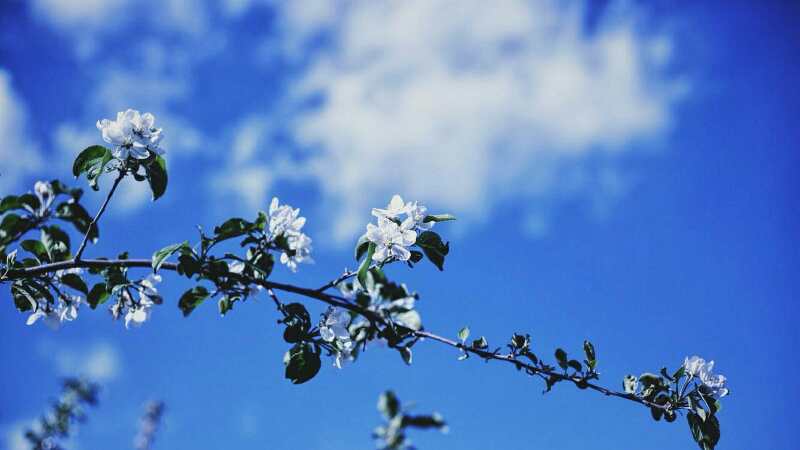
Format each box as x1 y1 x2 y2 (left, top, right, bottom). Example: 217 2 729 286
283 343 321 385
650 406 664 421
152 241 188 272
583 340 596 371
213 218 252 241
638 373 663 388
567 359 583 372
422 214 456 223
673 366 686 380
555 348 568 370
357 242 376 287
687 412 721 450
178 286 210 317
458 326 470 343
218 297 232 316
415 231 450 271
471 336 488 350
87 283 110 309
394 310 422 331
377 391 400 419
73 146 107 177
145 156 168 201
0 196 23 214
60 273 88 295
73 145 113 190
11 282 37 311
41 226 71 261
354 233 370 261
402 414 447 430
399 347 413 365
177 254 202 278
21 240 49 262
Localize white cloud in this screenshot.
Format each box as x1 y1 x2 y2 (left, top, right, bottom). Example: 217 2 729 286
30 0 214 59
48 341 122 383
263 0 687 241
211 164 274 212
0 69 42 194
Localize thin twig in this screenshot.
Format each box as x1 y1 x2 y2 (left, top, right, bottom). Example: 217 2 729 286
74 171 124 261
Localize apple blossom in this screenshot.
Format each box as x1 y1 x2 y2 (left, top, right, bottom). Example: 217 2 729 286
372 194 410 219
33 180 54 216
96 109 163 160
367 217 417 262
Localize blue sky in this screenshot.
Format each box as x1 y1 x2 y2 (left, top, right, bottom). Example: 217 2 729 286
1 0 798 449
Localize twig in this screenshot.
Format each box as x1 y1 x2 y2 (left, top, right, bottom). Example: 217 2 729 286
74 171 124 261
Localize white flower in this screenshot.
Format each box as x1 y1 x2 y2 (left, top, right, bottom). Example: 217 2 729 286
372 194 410 219
33 181 54 216
280 231 313 272
138 274 162 304
407 201 433 230
25 296 81 330
96 109 163 160
227 260 246 274
320 307 354 368
683 355 706 377
268 197 314 272
130 111 164 155
26 306 62 330
124 303 153 329
366 217 417 262
268 197 306 238
125 274 161 329
683 355 729 398
698 360 729 398
320 307 351 343
227 261 263 296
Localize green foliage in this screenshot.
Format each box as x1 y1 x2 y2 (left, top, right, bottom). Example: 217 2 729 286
281 303 312 343
151 241 189 272
145 156 168 201
87 283 110 309
283 343 321 384
24 378 99 450
357 242 376 287
178 286 210 316
73 145 113 190
374 391 447 450
422 214 456 223
458 326 470 343
414 231 450 271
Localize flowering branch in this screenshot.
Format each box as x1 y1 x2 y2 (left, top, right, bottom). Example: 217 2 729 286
0 109 728 450
1 256 700 413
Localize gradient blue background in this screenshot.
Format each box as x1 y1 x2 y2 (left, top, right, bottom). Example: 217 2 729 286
1 1 798 449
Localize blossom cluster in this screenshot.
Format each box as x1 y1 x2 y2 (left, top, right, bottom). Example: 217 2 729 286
25 269 83 330
96 109 164 160
319 307 354 368
683 355 729 398
110 274 163 329
366 195 432 262
268 197 313 272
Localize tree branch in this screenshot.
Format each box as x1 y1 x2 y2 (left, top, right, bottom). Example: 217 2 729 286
2 257 673 412
74 171 124 261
